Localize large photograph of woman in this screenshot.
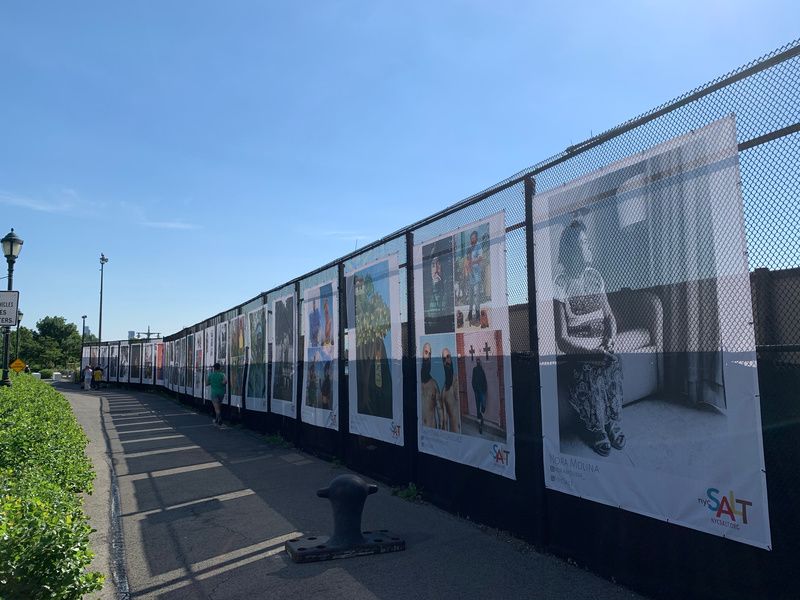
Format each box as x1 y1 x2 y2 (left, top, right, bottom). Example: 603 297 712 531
346 255 403 445
532 116 771 548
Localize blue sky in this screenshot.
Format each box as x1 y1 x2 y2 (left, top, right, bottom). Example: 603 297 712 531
1 1 797 341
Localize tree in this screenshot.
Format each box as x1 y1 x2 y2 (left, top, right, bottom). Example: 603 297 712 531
13 316 83 369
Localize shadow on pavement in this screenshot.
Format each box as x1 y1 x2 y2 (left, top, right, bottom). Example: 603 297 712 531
72 384 642 600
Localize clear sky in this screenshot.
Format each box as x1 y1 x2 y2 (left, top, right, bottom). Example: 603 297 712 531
1 1 797 341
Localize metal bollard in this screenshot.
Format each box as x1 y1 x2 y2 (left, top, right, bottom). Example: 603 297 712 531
285 474 405 563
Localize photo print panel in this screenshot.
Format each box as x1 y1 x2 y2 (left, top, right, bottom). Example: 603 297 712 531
187 335 195 395
204 326 216 402
143 343 154 383
167 341 175 390
193 333 204 399
90 346 98 370
271 292 297 418
119 342 129 383
99 346 109 381
216 322 228 401
301 280 339 430
109 344 119 382
346 255 404 446
413 212 515 478
130 343 142 384
228 315 247 408
177 337 186 393
245 306 268 412
532 116 770 549
156 342 164 386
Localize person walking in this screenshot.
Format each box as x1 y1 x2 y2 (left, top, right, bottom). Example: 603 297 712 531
83 365 93 391
92 366 102 390
207 362 227 427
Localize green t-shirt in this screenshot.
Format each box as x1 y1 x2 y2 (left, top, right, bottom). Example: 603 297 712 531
207 370 226 397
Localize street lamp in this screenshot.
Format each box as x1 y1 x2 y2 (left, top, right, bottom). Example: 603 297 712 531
98 253 108 351
1 228 24 386
81 314 88 369
14 310 22 360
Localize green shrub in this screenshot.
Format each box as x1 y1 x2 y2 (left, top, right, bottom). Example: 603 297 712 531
38 369 53 380
0 375 103 598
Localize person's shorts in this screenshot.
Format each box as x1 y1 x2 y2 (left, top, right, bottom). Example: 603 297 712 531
211 393 225 402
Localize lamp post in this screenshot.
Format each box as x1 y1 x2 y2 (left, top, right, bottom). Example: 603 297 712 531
14 310 22 360
98 253 108 351
81 314 88 369
1 228 24 386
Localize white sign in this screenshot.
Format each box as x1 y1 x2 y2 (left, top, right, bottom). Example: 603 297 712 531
0 291 19 327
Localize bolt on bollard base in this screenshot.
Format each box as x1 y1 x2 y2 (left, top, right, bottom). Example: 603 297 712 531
286 474 405 563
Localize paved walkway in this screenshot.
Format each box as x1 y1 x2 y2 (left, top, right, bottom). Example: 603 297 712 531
62 383 646 600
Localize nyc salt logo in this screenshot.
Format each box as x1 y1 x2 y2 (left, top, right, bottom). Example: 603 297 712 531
698 488 753 527
390 422 402 439
490 444 511 467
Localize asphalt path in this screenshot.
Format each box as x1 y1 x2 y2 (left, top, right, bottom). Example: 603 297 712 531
63 383 646 600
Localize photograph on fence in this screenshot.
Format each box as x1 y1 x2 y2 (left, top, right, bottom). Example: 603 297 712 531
184 337 191 392
204 326 216 402
130 343 142 383
109 344 119 381
414 213 515 477
228 315 246 408
187 335 195 395
346 255 404 445
119 342 129 382
271 292 297 418
99 346 108 380
166 341 174 390
90 345 98 370
245 306 268 412
301 280 339 430
164 343 169 389
193 333 204 398
454 221 493 332
216 322 228 400
176 337 185 393
156 342 164 386
144 343 154 383
532 116 771 549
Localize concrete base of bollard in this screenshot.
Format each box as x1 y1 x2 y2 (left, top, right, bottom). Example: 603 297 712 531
285 529 405 563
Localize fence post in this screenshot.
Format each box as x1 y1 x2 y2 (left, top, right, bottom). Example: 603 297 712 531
337 262 349 465
404 230 419 486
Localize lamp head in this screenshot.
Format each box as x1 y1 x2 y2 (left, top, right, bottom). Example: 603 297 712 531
1 228 23 260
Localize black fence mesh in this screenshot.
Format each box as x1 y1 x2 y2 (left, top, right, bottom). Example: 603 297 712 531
82 38 800 600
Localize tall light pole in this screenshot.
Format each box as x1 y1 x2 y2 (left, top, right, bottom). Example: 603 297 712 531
81 314 88 369
14 310 23 360
98 253 108 353
1 229 24 386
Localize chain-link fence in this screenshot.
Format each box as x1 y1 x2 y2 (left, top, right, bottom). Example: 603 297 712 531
85 39 800 600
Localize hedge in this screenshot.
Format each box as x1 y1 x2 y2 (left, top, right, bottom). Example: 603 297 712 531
0 374 103 598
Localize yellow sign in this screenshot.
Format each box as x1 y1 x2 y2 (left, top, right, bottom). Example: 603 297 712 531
10 359 25 373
